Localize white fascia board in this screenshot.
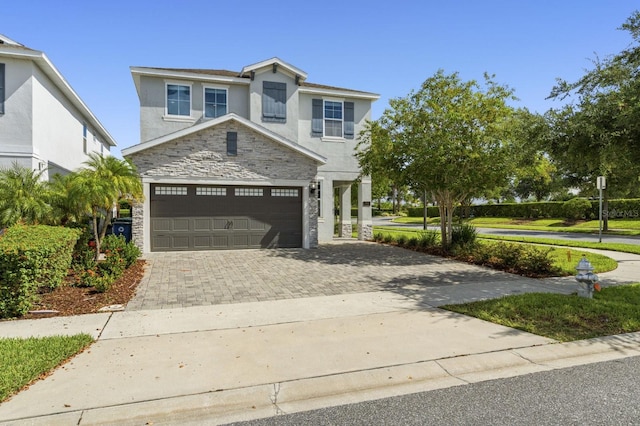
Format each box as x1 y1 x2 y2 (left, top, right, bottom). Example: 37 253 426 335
1 48 118 147
122 113 327 165
298 86 380 101
130 67 250 86
240 58 308 81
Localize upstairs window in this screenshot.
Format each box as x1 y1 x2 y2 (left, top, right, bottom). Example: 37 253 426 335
324 101 343 137
204 87 227 118
312 99 355 139
262 81 286 122
166 83 190 116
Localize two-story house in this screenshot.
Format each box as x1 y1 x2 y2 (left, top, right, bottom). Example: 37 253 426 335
0 34 116 179
122 58 378 252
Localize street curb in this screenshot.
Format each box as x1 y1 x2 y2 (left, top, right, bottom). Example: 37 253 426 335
13 332 640 425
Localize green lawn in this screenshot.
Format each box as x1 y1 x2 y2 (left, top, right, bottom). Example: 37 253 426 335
442 284 640 341
0 334 93 402
479 233 640 256
392 216 640 235
373 226 618 274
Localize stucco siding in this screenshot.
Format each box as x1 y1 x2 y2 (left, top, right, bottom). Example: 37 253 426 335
139 75 250 142
248 69 299 142
297 92 372 174
0 58 33 156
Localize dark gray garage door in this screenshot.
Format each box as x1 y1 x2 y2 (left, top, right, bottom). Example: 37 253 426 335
150 184 302 251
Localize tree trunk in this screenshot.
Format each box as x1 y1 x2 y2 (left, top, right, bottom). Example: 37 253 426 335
92 210 101 261
423 189 428 230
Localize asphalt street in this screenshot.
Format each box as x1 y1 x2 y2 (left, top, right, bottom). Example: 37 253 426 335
228 354 640 426
372 217 640 246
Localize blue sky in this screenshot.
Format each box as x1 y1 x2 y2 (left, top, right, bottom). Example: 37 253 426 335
3 1 637 156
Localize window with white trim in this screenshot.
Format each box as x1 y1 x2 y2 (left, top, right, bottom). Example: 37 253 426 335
235 188 263 197
204 87 227 118
196 187 226 196
155 186 188 195
271 188 299 197
166 84 191 116
324 101 343 137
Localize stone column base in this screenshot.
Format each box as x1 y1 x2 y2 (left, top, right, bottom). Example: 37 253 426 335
358 223 373 241
341 223 353 238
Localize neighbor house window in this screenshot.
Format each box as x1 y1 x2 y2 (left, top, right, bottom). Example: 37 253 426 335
262 81 286 122
204 87 227 118
312 99 354 139
0 63 5 114
166 83 190 116
82 124 88 154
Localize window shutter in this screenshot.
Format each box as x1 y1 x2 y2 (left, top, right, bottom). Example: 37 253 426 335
0 63 5 114
263 81 286 122
344 102 354 139
311 99 323 136
227 131 237 156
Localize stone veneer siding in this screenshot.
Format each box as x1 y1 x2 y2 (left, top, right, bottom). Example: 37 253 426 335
128 120 319 251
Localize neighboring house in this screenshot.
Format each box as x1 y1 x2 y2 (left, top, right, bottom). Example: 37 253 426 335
122 58 379 252
0 34 116 180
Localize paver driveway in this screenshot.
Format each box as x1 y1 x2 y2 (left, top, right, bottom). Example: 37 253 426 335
127 241 564 310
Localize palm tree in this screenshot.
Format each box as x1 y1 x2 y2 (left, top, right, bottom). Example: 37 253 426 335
47 173 86 226
69 153 143 258
0 162 51 227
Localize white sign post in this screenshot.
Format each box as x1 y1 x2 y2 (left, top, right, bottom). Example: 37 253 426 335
597 176 606 243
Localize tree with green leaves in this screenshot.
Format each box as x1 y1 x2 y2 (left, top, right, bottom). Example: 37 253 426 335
358 70 516 248
68 153 143 259
356 120 406 214
0 163 51 227
548 11 640 199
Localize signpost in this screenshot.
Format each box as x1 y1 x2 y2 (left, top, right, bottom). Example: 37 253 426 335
597 176 606 243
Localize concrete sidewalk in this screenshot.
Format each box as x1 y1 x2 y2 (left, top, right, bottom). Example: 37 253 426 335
2 291 640 425
0 244 638 425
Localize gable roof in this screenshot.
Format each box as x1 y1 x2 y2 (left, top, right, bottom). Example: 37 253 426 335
0 34 117 147
130 58 379 100
240 57 308 82
121 113 327 165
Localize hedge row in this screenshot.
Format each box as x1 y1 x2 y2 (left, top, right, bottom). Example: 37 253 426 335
0 225 80 318
406 199 640 219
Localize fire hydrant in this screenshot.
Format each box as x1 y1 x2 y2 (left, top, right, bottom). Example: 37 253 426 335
575 255 599 299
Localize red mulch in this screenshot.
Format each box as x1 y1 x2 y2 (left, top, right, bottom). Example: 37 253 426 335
17 260 146 320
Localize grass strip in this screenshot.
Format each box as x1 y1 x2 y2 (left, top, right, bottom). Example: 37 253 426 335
478 233 640 255
0 334 94 402
442 284 640 342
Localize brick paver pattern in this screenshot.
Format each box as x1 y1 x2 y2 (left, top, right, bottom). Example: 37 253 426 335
127 242 543 311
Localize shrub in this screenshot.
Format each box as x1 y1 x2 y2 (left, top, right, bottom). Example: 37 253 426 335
470 242 558 277
452 224 478 248
0 225 80 318
395 235 407 247
407 236 419 247
373 232 384 242
382 234 395 244
72 227 97 271
417 230 439 248
562 198 592 222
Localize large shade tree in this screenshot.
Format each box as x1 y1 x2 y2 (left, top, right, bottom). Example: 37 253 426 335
547 11 640 200
358 70 516 247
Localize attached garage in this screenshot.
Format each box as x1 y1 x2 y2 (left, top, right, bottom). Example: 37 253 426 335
122 114 326 253
150 184 302 251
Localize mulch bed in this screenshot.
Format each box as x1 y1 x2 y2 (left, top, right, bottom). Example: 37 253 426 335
18 260 146 320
